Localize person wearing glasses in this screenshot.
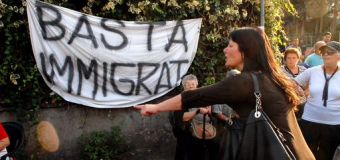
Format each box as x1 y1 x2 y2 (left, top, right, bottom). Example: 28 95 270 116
294 41 340 160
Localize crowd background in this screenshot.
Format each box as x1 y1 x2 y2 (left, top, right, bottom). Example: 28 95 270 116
1 0 340 159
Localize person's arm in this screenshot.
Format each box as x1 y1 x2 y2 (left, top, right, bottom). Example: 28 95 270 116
294 70 311 99
213 112 236 126
182 107 209 122
303 84 309 97
134 94 182 116
0 137 10 151
291 79 306 98
135 74 249 117
182 110 198 122
294 67 311 87
213 113 229 121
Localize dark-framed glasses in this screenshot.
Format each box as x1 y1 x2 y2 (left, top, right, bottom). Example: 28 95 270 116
321 49 338 56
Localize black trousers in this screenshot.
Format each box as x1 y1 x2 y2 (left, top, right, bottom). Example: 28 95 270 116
300 119 340 160
185 136 217 160
175 134 218 160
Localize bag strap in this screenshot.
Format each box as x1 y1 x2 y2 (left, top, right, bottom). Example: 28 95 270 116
250 73 288 143
202 113 206 141
250 73 260 93
250 73 262 118
250 73 297 160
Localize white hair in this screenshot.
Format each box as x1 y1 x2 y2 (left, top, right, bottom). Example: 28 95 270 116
181 74 198 88
226 69 240 77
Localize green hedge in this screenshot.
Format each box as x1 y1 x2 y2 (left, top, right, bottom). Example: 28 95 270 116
0 0 295 122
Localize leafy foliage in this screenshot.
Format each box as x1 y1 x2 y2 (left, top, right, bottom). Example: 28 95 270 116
0 0 296 120
0 0 298 159
79 126 130 160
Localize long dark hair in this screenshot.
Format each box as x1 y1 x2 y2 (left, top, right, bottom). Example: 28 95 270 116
230 27 299 110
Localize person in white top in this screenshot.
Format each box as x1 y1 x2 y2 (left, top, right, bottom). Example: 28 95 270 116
294 41 340 160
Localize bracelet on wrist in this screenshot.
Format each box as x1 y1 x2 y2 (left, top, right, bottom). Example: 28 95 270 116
196 109 200 114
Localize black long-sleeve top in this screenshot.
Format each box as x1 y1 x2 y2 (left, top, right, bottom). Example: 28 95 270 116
181 72 315 160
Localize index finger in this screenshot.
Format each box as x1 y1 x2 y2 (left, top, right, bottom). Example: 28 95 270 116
134 105 145 110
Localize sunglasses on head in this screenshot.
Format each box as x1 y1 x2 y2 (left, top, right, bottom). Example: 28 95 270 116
321 49 338 56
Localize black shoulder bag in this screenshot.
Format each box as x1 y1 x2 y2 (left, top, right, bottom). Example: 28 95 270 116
236 73 296 160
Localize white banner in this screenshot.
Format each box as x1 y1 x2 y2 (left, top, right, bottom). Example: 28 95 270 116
27 0 202 108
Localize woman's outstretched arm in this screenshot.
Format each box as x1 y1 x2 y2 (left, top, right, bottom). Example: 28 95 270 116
134 94 182 116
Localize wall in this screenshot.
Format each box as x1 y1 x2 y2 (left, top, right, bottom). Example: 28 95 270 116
0 95 178 160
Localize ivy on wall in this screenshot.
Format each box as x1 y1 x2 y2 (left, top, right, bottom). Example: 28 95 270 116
0 0 296 122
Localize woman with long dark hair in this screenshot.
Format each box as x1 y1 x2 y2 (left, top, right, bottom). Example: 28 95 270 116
135 27 315 159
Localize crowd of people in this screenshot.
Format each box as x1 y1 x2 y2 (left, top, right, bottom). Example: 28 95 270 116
1 27 338 160
283 32 340 160
135 28 340 160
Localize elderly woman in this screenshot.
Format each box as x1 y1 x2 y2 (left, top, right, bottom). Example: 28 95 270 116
282 48 308 119
282 48 307 79
171 74 216 160
135 27 314 159
294 41 340 160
